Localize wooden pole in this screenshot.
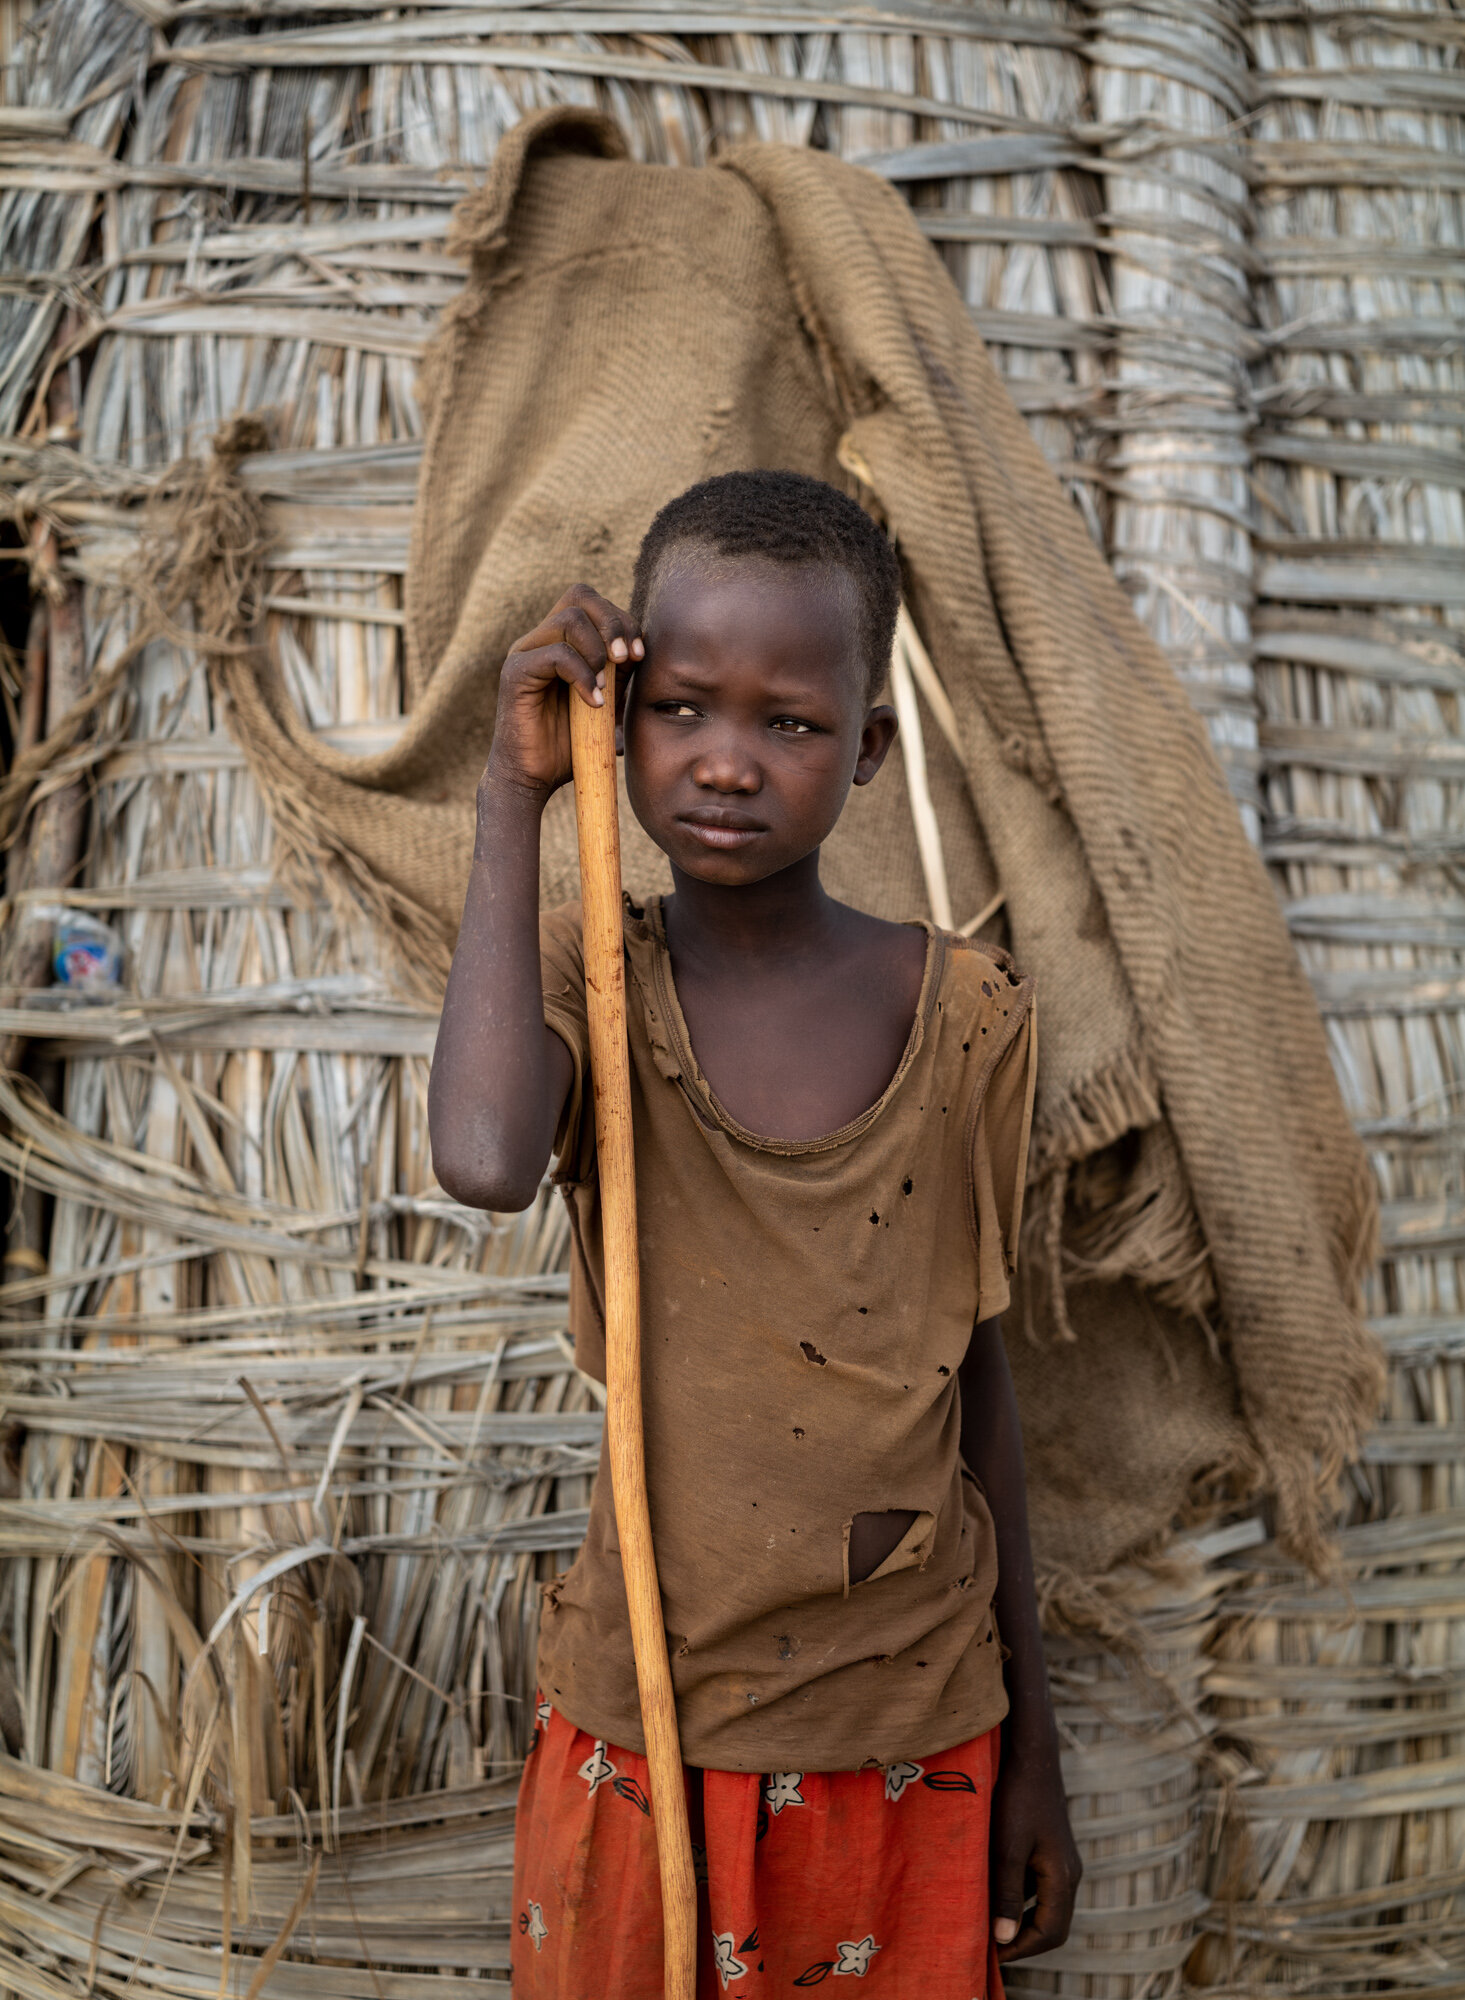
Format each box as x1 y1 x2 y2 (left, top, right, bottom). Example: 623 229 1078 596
569 685 698 2000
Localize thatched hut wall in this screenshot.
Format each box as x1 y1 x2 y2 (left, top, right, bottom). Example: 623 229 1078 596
1197 8 1465 1990
0 6 1459 1998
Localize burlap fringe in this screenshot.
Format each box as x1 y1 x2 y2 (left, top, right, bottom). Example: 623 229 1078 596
1020 1045 1217 1343
1034 1553 1220 1735
1031 1040 1163 1177
1038 1555 1195 1655
1067 1125 1218 1321
1026 1114 1379 1577
1257 1145 1385 1579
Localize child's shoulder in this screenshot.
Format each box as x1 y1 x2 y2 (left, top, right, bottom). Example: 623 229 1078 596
933 927 1034 1034
941 927 1028 985
538 895 663 991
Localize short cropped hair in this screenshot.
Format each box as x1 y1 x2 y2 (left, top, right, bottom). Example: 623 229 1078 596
631 469 901 704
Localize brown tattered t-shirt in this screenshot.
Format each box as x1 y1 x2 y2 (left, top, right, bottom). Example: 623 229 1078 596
538 896 1036 1773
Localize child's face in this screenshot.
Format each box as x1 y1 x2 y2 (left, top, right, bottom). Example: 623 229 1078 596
623 553 897 887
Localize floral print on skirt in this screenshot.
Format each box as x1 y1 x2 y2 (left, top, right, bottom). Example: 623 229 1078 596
511 1693 1005 1997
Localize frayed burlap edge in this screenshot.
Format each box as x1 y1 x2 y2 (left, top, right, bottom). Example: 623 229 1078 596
1252 1142 1383 1579
1018 1045 1187 1344
1030 1042 1162 1178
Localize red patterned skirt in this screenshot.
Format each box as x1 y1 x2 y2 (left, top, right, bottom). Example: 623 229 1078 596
511 1694 1005 1997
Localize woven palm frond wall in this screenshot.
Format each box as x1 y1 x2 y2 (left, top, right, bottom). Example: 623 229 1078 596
0 4 1460 1998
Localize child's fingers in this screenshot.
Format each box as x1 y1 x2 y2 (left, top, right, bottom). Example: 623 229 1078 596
991 1856 1027 1951
995 1849 1079 1963
556 590 642 719
502 587 643 715
557 601 613 676
996 1899 1059 1962
519 641 604 709
508 588 643 667
558 584 644 671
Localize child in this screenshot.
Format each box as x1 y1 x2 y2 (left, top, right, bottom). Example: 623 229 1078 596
429 471 1080 1997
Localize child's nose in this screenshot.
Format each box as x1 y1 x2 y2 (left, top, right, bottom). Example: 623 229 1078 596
692 734 761 793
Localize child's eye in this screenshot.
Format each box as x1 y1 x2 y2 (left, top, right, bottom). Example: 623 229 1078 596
655 701 702 718
771 717 816 735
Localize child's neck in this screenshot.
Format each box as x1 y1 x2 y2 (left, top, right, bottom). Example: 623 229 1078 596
656 846 927 1143
663 850 849 972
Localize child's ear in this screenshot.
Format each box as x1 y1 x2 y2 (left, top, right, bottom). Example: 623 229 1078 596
852 705 899 787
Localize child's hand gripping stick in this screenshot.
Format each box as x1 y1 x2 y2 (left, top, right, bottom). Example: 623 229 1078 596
570 681 698 2000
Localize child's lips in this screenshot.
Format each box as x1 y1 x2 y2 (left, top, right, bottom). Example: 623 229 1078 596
677 813 766 850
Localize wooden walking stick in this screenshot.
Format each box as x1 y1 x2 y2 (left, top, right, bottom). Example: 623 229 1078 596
570 682 698 2000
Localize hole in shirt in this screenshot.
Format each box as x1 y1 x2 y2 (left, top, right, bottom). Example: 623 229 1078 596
799 1340 826 1366
847 1509 920 1584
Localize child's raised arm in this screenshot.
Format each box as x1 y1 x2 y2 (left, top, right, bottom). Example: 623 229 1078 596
428 586 643 1212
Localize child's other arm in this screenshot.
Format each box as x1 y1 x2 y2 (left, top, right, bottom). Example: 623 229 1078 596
960 1316 1081 1963
428 587 643 1212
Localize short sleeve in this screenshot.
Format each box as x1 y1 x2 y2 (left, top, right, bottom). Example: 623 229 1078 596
969 997 1037 1323
539 901 593 1181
